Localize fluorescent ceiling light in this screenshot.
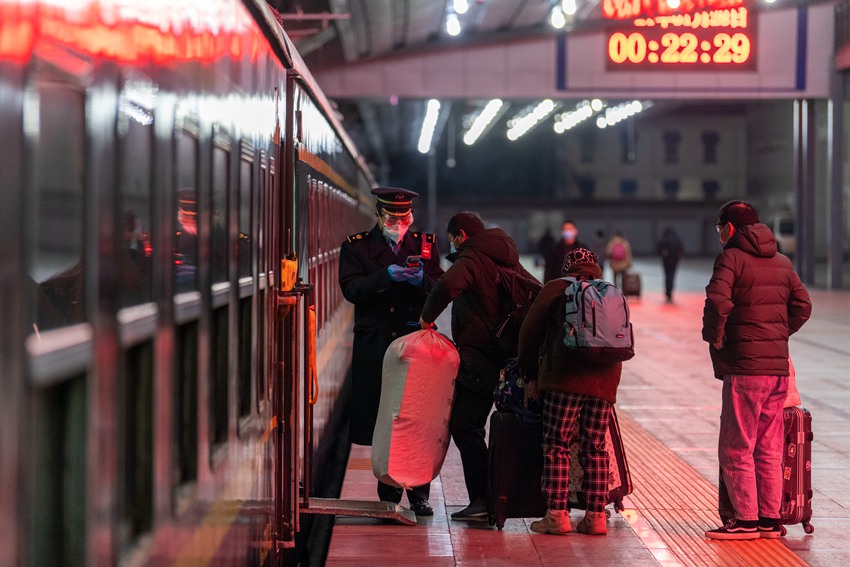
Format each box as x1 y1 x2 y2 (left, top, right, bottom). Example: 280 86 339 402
596 100 652 128
463 99 504 145
507 99 557 141
549 7 566 29
553 99 606 134
446 13 461 36
418 99 442 154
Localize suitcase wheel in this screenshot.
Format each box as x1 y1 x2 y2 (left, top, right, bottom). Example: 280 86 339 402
780 525 787 537
604 509 611 519
803 522 814 534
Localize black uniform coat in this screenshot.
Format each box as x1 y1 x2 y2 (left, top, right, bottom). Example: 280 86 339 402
420 228 537 396
339 224 443 445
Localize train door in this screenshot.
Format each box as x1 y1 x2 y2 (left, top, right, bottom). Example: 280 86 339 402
23 63 92 567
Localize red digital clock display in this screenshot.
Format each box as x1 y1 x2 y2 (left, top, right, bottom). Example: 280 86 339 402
604 4 755 70
608 29 753 69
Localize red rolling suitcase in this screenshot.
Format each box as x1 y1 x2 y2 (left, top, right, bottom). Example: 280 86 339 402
781 406 814 534
718 406 814 535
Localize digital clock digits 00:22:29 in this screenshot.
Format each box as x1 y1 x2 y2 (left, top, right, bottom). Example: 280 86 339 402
607 31 752 68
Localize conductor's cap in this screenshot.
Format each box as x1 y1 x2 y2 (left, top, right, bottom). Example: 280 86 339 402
177 188 197 216
372 186 418 215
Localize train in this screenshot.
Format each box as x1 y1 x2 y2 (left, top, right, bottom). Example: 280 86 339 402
0 0 374 565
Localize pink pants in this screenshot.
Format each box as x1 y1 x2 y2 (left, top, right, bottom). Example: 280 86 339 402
718 375 788 521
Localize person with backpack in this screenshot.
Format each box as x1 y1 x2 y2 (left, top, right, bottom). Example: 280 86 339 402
517 248 627 536
419 212 540 521
605 232 632 289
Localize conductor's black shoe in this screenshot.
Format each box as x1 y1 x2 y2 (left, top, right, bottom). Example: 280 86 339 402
451 500 488 521
410 500 434 516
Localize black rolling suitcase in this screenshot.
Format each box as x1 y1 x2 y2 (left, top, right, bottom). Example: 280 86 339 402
486 408 632 529
718 406 814 535
486 412 547 530
621 272 641 297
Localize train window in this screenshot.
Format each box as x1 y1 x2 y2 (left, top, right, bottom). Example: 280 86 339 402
118 83 154 308
119 342 154 545
30 373 86 567
175 131 199 294
239 297 252 420
174 322 198 487
28 83 86 332
239 153 253 279
211 306 229 449
211 145 229 284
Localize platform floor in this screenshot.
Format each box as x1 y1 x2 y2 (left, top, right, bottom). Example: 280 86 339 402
325 258 850 567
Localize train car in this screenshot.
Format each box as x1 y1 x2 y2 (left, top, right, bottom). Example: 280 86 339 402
0 0 374 565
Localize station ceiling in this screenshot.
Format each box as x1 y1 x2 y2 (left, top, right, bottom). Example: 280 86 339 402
266 0 628 183
268 1 821 196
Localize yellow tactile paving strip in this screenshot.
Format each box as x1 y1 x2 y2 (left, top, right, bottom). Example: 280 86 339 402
617 410 809 567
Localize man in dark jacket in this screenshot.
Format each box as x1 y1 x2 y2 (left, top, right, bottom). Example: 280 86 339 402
338 187 443 515
702 200 811 540
419 212 539 520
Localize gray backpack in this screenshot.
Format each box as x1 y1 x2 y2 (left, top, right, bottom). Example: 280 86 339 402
561 277 634 362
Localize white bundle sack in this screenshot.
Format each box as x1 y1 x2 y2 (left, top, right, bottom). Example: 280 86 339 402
372 329 459 489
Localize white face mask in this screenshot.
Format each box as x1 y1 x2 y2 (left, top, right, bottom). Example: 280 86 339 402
383 224 408 244
562 230 576 241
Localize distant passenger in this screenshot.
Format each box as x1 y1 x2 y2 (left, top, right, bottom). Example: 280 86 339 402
419 212 539 521
657 227 684 303
589 229 607 273
518 248 622 536
605 232 632 289
338 187 443 516
536 228 555 267
544 220 589 283
702 200 811 540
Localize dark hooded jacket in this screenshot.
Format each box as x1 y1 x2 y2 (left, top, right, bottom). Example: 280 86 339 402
517 261 622 403
420 228 537 395
702 223 811 378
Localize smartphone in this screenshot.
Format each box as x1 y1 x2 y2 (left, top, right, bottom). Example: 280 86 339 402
405 255 422 268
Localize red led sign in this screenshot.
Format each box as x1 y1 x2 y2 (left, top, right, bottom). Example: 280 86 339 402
603 0 755 70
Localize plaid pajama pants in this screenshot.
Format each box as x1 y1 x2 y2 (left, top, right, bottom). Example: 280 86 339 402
541 390 612 512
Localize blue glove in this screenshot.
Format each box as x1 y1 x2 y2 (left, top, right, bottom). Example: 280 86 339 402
408 265 424 287
388 264 410 282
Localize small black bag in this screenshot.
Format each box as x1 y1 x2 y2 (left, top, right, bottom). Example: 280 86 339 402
493 358 542 422
492 266 542 357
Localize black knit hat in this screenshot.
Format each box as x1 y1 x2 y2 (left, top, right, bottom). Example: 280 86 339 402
562 247 598 273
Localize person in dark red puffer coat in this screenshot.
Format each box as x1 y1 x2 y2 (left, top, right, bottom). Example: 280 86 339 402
702 200 811 540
